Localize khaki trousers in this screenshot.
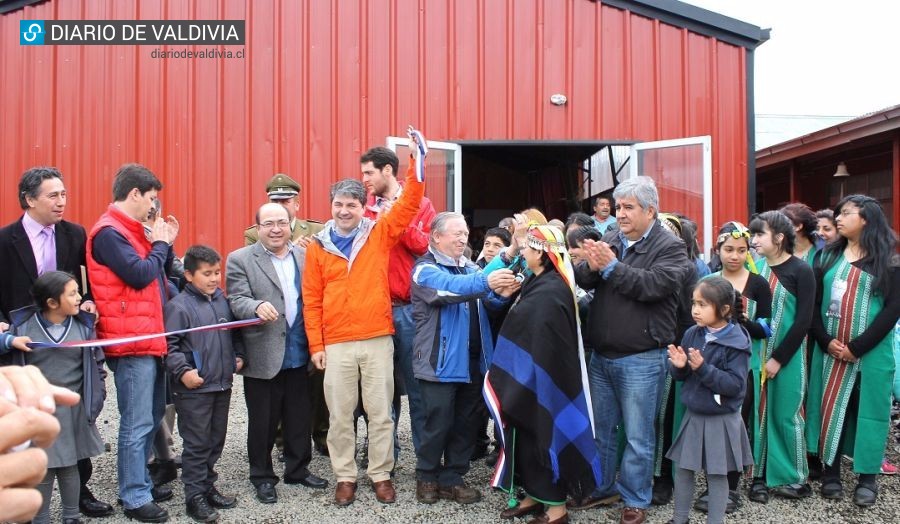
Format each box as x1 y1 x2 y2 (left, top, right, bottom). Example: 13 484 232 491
323 336 395 482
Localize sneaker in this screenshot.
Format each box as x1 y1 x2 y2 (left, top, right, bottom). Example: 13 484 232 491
881 459 898 475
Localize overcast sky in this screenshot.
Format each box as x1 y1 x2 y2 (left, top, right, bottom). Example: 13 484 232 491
683 0 900 118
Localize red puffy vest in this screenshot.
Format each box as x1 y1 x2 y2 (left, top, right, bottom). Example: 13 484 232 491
86 205 167 358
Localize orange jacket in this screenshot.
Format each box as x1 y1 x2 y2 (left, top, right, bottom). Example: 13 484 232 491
303 159 425 353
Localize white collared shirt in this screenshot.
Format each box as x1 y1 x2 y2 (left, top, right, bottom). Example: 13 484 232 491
265 246 298 326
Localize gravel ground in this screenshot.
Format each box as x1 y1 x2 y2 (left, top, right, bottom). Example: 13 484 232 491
49 375 900 523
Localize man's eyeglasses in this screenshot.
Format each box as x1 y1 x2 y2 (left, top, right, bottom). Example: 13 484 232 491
259 219 290 229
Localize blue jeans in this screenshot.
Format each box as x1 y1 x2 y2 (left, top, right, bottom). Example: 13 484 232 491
107 356 166 509
589 349 666 508
393 304 424 454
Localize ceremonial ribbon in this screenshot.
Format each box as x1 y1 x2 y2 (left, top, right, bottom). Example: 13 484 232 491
26 318 264 349
407 125 428 182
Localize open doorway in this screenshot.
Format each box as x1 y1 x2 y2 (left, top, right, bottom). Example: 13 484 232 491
458 142 630 253
387 136 711 257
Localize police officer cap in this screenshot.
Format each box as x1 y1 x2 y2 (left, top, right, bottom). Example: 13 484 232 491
266 173 301 199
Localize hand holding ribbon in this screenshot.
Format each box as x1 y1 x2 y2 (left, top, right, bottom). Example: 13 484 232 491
407 125 428 182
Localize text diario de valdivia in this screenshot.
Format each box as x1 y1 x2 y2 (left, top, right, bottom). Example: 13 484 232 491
44 20 244 45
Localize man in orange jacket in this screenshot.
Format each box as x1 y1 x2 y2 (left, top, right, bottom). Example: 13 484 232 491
303 138 425 507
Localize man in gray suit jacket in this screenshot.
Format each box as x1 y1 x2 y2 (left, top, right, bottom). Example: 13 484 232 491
226 203 327 505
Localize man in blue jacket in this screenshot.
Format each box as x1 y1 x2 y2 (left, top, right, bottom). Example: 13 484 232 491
410 212 518 505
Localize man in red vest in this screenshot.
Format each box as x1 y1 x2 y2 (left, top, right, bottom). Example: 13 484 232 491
87 164 179 523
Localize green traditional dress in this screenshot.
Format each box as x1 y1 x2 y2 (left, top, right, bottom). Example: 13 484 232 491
805 256 894 474
798 245 818 267
754 260 809 487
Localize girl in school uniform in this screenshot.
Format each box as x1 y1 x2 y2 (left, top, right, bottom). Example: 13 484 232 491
665 276 754 524
693 221 773 514
4 271 106 524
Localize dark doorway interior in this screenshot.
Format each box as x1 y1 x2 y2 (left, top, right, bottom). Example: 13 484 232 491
460 144 608 229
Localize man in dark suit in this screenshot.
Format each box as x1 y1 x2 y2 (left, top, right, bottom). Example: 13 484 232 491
226 203 327 505
0 167 113 518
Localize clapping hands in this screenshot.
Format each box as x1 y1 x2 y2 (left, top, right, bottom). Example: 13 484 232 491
667 344 704 370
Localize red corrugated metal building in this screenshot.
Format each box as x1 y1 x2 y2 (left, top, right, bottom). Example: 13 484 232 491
1 0 768 258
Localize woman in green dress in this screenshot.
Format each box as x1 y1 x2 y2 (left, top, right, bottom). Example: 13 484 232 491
781 203 819 265
806 195 899 507
747 211 816 503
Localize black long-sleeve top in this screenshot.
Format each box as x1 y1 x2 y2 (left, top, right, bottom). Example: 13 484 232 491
811 256 899 359
768 256 816 365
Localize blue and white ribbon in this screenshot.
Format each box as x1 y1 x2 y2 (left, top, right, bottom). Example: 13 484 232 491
26 318 264 349
407 125 428 182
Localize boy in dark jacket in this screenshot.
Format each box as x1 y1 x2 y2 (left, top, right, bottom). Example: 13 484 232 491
165 245 240 522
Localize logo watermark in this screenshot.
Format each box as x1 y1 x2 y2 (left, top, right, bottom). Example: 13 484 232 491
18 20 245 46
20 20 45 45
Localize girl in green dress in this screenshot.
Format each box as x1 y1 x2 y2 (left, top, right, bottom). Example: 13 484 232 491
781 203 819 265
806 195 899 507
747 211 816 503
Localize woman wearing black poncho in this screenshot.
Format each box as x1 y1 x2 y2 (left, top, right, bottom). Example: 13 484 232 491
485 224 601 524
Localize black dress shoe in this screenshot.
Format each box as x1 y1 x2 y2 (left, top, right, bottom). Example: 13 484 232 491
285 473 328 489
820 478 843 500
80 493 114 517
152 485 174 503
206 486 238 509
255 482 278 504
149 459 178 487
500 502 544 519
652 481 673 505
63 519 83 524
771 483 812 499
853 483 877 507
186 493 219 523
123 501 169 523
748 479 769 504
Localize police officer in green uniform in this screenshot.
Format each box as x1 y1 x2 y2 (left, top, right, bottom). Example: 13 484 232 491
243 173 324 246
243 173 330 457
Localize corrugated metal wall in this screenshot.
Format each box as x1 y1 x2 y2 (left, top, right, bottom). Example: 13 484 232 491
1 0 748 257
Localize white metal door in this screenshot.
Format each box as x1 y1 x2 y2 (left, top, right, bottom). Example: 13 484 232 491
387 137 462 213
629 136 713 259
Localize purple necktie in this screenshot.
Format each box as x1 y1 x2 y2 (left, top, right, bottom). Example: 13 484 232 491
40 227 56 275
